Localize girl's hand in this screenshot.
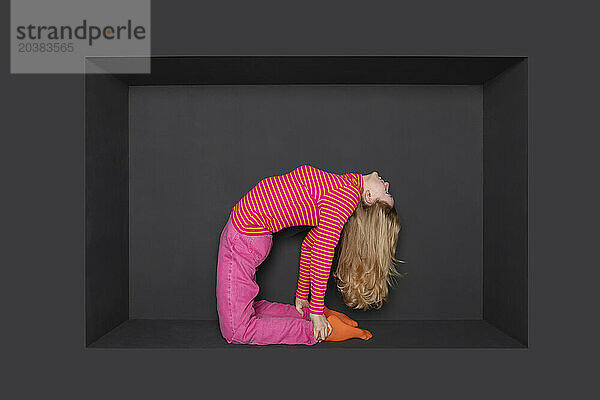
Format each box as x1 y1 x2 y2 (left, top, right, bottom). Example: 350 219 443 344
310 313 332 342
295 297 310 316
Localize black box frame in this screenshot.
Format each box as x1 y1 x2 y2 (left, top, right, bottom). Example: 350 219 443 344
85 55 528 349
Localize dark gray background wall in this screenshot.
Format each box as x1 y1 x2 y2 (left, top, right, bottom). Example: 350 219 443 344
85 73 129 343
483 61 528 343
2 0 598 397
129 84 482 320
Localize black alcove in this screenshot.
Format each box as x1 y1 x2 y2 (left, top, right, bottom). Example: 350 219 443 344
85 56 528 348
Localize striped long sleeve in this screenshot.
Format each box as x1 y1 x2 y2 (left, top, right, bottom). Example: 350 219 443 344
231 165 363 315
296 184 362 314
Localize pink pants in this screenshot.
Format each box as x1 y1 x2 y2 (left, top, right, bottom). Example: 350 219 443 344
216 212 317 345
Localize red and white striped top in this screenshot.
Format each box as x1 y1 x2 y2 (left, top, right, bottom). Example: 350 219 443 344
230 165 364 315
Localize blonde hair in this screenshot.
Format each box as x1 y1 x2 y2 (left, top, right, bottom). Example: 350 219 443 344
333 199 405 310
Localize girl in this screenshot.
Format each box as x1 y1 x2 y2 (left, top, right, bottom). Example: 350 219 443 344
216 165 402 345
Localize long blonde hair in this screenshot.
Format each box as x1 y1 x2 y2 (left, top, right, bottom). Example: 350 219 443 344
333 199 405 310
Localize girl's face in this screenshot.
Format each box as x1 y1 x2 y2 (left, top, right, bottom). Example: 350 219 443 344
363 171 394 208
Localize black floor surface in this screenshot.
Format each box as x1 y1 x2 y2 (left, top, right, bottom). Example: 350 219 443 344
88 319 525 349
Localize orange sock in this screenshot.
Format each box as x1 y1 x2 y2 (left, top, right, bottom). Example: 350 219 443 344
324 315 372 342
323 306 358 327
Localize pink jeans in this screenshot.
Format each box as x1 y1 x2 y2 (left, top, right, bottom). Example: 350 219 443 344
216 212 317 345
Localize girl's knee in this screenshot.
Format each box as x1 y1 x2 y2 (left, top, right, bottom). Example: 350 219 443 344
218 318 235 343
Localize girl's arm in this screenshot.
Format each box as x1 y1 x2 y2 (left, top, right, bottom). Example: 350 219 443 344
295 229 316 301
305 186 360 315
